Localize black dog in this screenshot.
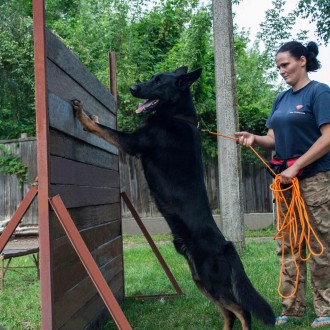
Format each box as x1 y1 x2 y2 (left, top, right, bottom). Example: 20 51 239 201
72 67 275 330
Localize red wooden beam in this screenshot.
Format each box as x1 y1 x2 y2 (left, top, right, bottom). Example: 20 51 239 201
120 192 184 296
33 0 53 327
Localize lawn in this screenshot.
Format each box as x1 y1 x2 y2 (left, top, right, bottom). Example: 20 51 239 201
0 230 322 330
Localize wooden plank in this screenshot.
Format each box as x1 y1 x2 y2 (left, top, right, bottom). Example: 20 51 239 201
52 220 121 270
61 301 109 330
46 60 116 128
48 93 118 155
59 276 124 330
46 29 116 115
53 237 123 300
49 130 118 170
51 203 121 240
50 185 120 208
50 156 119 188
54 257 123 329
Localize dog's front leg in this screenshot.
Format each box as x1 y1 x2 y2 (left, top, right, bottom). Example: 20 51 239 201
72 99 124 150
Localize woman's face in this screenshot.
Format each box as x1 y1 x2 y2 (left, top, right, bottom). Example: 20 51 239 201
275 51 307 88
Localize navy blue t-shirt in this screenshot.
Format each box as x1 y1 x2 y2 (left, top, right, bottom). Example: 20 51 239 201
266 80 330 178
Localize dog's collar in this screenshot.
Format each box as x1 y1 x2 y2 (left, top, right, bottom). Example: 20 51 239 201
174 114 199 127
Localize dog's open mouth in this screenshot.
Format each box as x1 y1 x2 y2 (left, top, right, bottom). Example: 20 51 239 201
135 99 159 113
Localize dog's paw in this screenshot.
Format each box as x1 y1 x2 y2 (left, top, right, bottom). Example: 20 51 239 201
90 114 99 123
72 99 84 116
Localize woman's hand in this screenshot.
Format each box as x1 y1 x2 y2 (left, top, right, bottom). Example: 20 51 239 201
235 132 255 147
279 165 301 184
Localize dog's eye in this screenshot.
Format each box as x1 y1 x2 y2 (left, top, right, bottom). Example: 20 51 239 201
154 77 161 85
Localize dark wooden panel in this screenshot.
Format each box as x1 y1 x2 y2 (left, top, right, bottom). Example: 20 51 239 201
53 237 123 300
49 185 120 208
46 29 116 115
60 298 108 330
52 220 121 271
50 156 120 188
49 130 118 171
51 203 121 240
46 60 116 129
59 275 124 330
48 93 117 155
54 257 123 329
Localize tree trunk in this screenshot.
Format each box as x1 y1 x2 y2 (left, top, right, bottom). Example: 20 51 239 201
212 0 244 250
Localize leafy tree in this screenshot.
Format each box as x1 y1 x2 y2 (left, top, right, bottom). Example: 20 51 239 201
0 0 35 139
0 145 28 186
297 0 330 44
258 0 330 62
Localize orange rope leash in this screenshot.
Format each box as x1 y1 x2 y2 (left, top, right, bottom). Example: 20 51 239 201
200 129 324 298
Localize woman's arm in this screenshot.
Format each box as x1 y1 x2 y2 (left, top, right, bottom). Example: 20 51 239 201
235 129 276 150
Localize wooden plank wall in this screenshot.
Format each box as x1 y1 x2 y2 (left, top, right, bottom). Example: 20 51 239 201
0 138 38 232
120 153 274 217
45 30 123 329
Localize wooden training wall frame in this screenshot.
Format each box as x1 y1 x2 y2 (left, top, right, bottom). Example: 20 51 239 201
32 0 131 328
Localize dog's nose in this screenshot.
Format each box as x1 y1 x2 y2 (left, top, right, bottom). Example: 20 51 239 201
130 85 138 95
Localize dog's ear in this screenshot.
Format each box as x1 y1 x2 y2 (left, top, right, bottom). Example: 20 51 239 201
176 68 202 90
174 66 188 75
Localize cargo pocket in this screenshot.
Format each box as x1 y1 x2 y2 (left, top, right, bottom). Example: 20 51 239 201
301 173 330 207
300 173 330 235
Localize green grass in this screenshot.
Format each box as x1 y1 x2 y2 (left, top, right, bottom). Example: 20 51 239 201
1 234 326 330
244 224 276 238
0 255 40 330
103 241 321 330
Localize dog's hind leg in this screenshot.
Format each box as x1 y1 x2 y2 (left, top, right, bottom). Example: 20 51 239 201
191 283 241 330
183 266 239 330
218 307 236 330
217 301 251 330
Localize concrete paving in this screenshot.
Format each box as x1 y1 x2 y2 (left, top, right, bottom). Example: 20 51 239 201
122 213 274 235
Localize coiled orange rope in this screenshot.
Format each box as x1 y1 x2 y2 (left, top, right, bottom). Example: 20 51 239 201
200 129 324 298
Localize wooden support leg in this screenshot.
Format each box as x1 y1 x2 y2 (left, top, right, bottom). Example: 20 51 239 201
121 192 184 297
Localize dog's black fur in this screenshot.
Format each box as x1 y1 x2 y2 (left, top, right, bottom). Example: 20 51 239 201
72 67 275 330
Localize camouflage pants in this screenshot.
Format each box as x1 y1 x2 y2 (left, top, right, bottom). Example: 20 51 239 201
276 171 330 318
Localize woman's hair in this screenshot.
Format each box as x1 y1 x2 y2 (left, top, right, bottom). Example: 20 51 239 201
276 41 321 72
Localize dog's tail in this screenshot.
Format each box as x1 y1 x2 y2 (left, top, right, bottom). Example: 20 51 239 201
225 241 276 326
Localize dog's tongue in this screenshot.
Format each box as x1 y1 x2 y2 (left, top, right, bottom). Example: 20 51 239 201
135 100 154 113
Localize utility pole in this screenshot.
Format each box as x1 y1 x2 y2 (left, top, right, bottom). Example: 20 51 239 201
212 0 244 251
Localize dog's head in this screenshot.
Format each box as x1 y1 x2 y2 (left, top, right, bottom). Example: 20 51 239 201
130 66 202 114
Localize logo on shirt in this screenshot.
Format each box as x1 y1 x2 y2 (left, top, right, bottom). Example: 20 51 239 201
295 105 304 110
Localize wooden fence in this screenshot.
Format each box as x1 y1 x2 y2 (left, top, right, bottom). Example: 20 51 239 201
0 137 38 233
1 138 273 230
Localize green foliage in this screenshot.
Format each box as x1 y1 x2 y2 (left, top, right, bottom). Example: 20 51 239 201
258 0 298 59
0 145 28 185
297 0 330 45
0 0 35 139
258 0 330 72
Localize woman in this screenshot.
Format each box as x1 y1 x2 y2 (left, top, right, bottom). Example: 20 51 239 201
236 41 330 328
